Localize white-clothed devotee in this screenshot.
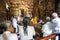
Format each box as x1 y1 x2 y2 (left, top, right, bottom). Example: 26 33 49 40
3 31 18 40
17 14 23 25
2 21 18 40
19 17 36 40
11 15 19 33
17 14 23 22
42 17 53 40
0 21 12 40
51 12 60 40
0 34 3 40
17 15 20 22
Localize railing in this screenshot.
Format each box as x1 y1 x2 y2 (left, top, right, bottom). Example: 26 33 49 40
38 34 56 40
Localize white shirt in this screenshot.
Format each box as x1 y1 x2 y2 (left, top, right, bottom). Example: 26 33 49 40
52 17 60 33
12 18 18 32
17 16 23 22
18 25 35 40
12 18 18 28
42 22 53 37
0 34 3 40
3 31 18 40
17 16 20 22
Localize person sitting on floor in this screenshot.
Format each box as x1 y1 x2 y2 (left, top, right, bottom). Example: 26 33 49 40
41 16 54 40
2 21 18 40
19 17 36 40
51 12 60 40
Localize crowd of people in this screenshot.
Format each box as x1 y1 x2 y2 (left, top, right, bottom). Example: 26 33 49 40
42 12 60 40
0 12 60 40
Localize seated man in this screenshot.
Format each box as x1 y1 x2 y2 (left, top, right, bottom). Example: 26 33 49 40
2 21 18 40
41 17 54 40
51 12 60 40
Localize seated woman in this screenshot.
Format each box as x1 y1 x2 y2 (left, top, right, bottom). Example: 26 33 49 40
19 17 36 40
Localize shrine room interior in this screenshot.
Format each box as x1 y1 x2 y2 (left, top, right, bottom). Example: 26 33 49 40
0 0 60 40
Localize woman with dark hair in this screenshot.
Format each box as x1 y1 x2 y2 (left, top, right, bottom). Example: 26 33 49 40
19 17 36 40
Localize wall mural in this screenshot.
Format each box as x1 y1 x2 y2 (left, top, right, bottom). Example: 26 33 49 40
0 0 60 20
5 0 33 18
33 0 55 20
